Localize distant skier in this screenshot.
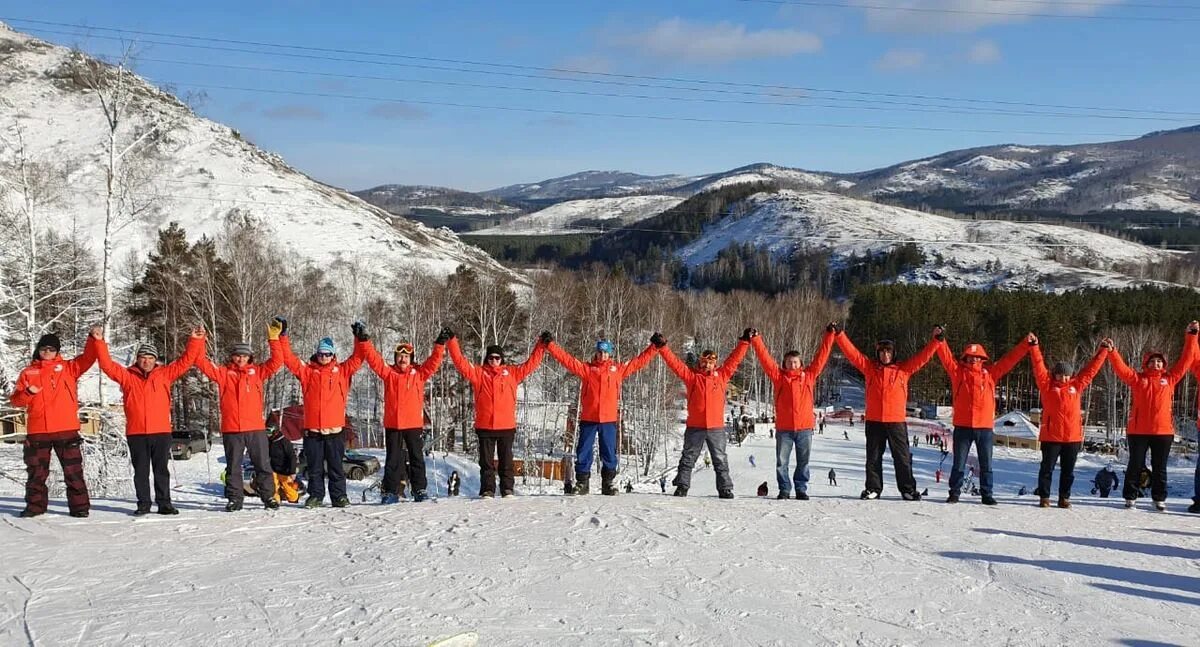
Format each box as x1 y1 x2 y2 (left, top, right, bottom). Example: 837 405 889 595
843 431 850 440
448 470 460 497
659 475 667 493
749 455 756 468
828 468 837 486
624 481 633 493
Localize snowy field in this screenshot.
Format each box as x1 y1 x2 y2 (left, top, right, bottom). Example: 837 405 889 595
2 417 1199 646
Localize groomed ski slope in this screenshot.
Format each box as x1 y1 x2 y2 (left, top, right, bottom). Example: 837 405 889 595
1 416 1198 646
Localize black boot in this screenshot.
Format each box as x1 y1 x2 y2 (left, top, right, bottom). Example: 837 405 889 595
601 468 618 496
573 472 590 496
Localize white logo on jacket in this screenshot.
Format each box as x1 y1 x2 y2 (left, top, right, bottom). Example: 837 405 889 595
502 369 509 376
247 368 256 375
53 365 63 373
332 366 339 374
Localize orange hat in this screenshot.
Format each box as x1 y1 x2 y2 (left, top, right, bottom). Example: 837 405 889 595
960 343 989 360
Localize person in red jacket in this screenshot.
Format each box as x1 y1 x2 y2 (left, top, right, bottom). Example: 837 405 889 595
542 331 658 496
935 332 1029 506
658 329 751 499
750 324 835 500
836 326 941 501
362 328 448 503
445 328 545 498
279 320 366 509
10 331 98 518
1107 321 1199 510
94 325 205 515
1028 333 1109 508
195 320 286 511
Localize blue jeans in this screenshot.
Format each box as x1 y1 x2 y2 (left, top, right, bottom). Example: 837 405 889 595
575 422 619 475
949 426 994 497
775 430 813 494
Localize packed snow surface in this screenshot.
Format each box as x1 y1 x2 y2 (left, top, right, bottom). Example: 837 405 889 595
2 411 1199 645
1107 190 1200 214
956 155 1032 172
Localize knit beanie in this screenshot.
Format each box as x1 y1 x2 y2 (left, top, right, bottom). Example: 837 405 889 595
485 344 504 359
230 342 253 357
135 342 159 359
315 337 336 355
33 333 61 360
1051 361 1073 377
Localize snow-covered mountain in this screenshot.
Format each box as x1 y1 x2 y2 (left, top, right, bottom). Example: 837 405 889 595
672 162 850 194
847 127 1200 215
481 170 704 202
674 190 1179 292
0 23 519 283
353 184 523 232
470 195 685 236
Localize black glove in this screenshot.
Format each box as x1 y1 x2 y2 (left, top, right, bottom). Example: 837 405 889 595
351 321 369 342
825 322 840 334
739 328 753 342
650 332 666 348
539 330 553 345
1189 322 1199 335
934 325 946 342
434 329 450 345
274 316 288 336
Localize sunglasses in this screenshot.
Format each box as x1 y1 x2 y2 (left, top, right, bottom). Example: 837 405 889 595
317 352 334 358
37 347 58 353
486 355 503 362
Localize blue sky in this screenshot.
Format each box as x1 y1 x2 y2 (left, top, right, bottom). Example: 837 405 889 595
2 0 1197 191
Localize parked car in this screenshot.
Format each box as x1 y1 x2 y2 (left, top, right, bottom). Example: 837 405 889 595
830 406 855 420
298 449 381 481
905 404 924 419
171 429 210 460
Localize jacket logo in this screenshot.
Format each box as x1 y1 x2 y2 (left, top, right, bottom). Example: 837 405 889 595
610 366 617 372
53 365 63 373
409 368 417 375
248 368 256 375
1160 378 1168 386
1069 387 1077 394
502 369 509 376
332 366 339 374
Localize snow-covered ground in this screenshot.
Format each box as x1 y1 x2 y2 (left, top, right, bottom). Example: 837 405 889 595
2 409 1199 645
471 195 684 236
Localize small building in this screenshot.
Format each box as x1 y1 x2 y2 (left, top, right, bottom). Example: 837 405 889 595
994 411 1040 450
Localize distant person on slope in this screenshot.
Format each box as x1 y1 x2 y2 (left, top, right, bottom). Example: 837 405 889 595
1093 464 1119 498
935 330 1030 506
1028 333 1109 509
828 468 837 486
10 330 98 518
1106 321 1198 511
750 323 835 500
278 320 366 510
543 332 658 496
361 329 447 503
93 325 205 515
446 329 545 498
194 322 286 512
658 329 750 499
836 326 941 501
448 470 460 497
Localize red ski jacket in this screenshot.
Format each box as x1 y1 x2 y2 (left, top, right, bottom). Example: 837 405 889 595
1030 346 1108 443
448 338 544 431
362 340 445 430
659 341 749 430
195 339 285 433
935 341 1028 429
836 334 939 424
279 336 365 430
96 336 203 436
751 332 834 431
1108 332 1197 435
10 338 98 436
546 342 658 424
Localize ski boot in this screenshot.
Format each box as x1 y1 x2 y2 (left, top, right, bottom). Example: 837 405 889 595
573 473 590 496
600 468 618 496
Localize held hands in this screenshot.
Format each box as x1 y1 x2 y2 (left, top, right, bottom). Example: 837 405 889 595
739 328 758 342
539 330 553 345
1100 337 1115 351
89 325 103 340
437 327 455 344
650 332 666 348
191 325 206 339
1188 320 1199 335
351 321 370 342
825 322 841 334
267 316 287 341
933 325 945 341
1026 333 1038 346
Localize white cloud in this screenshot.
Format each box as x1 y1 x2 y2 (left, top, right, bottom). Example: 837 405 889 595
616 18 822 63
855 0 1126 34
875 48 927 71
262 105 325 121
967 40 1001 64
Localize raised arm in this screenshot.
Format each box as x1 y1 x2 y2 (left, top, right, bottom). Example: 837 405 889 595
1106 347 1137 386
66 334 98 379
806 329 837 377
898 336 941 375
750 335 781 383
158 331 206 383
718 339 750 380
1028 341 1050 392
545 340 588 379
657 344 692 383
933 339 958 383
93 336 133 390
417 342 446 381
513 342 546 383
340 339 367 377
446 335 481 386
262 337 289 380
1074 346 1110 390
619 343 660 379
194 349 224 384
834 332 869 375
989 341 1030 380
360 339 388 379
1166 324 1199 384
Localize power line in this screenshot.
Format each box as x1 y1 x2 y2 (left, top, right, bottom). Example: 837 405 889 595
734 0 1200 21
980 0 1200 9
150 80 1152 139
127 56 1196 124
9 18 1199 118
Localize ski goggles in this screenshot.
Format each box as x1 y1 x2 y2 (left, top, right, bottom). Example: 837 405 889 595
395 343 414 356
699 350 718 361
